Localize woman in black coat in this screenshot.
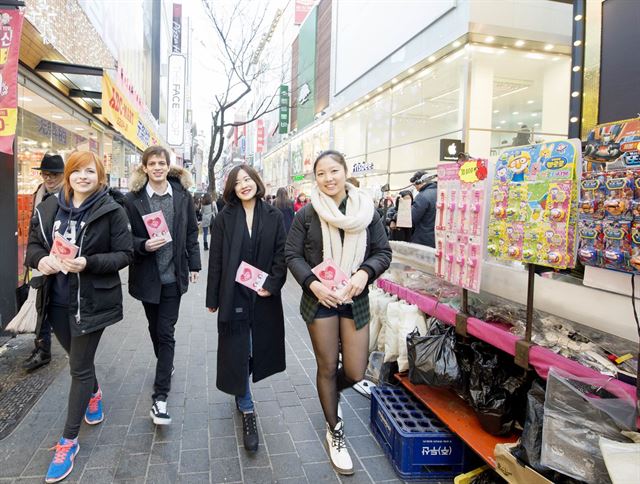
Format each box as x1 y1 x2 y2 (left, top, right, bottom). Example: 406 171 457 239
206 164 287 453
285 150 391 475
274 187 295 233
26 151 132 483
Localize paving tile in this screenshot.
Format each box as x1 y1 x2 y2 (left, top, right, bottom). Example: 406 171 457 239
79 467 116 484
150 441 180 464
238 445 270 468
179 448 210 474
154 423 182 443
176 472 210 484
283 406 309 423
115 453 150 480
287 421 320 442
349 435 384 458
358 456 398 481
303 461 340 482
210 457 242 483
123 432 154 455
258 415 287 435
270 452 305 480
145 463 178 484
209 437 238 459
337 470 373 483
97 425 129 445
241 466 273 484
181 428 209 450
85 444 123 469
295 439 330 464
264 432 295 455
277 391 302 408
209 418 235 438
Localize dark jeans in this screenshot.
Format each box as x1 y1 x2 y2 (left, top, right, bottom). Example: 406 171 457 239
142 283 181 401
202 226 209 248
48 305 103 440
37 316 52 349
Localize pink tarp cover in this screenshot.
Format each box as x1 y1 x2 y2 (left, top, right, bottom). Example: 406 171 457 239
377 278 636 401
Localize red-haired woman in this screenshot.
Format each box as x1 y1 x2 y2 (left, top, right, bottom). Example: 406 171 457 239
26 151 132 483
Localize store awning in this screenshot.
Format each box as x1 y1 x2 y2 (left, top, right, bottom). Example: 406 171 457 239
35 60 103 114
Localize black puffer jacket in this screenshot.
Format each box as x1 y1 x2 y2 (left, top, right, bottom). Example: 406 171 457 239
285 203 392 298
26 190 133 337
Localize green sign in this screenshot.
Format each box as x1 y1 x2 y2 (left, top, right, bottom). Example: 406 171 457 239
279 85 289 134
292 174 305 182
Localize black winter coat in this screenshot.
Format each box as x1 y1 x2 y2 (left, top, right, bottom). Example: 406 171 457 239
206 200 288 396
123 175 201 304
411 182 437 247
26 191 133 337
285 203 392 300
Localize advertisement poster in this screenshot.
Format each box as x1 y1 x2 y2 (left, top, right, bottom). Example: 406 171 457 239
0 9 24 154
435 160 487 293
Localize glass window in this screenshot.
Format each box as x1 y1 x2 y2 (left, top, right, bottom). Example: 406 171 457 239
366 91 391 153
333 109 366 158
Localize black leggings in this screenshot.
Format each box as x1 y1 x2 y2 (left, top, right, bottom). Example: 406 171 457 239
48 306 103 440
307 315 369 429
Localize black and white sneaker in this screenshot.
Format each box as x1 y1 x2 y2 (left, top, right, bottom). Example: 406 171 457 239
171 366 175 377
150 400 171 425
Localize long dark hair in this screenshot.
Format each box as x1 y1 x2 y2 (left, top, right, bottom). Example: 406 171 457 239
274 187 292 210
202 193 212 205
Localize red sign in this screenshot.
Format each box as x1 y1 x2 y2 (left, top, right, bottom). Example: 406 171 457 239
256 119 265 153
294 0 315 25
0 9 24 154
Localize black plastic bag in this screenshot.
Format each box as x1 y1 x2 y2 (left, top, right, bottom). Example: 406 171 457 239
512 380 547 472
453 339 474 401
407 322 460 387
468 342 527 436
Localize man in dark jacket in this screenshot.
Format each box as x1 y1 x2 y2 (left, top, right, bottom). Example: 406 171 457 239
23 153 65 372
410 170 437 248
123 146 201 426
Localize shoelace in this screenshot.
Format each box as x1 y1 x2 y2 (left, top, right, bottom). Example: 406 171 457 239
331 428 346 452
243 414 257 435
50 441 74 464
88 393 100 413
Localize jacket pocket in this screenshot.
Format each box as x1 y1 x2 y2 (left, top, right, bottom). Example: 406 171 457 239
90 275 122 314
93 276 121 289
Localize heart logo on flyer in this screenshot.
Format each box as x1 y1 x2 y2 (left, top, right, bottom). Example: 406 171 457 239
54 240 71 256
240 268 252 282
319 267 335 281
146 217 162 229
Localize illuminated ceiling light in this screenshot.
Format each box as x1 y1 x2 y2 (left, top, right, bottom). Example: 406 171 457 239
391 77 399 84
428 55 436 62
429 87 459 101
493 86 530 99
495 126 501 129
515 40 525 47
512 111 519 115
365 94 370 100
544 44 554 51
527 100 534 104
575 14 583 21
573 40 582 47
74 127 85 131
52 114 64 119
531 113 538 117
552 57 560 62
377 86 384 92
570 116 578 123
485 36 495 43
534 123 540 127
493 110 499 114
453 40 461 48
526 52 546 60
500 120 506 124
571 91 580 97
429 108 458 120
572 65 581 72
408 67 415 74
19 96 32 102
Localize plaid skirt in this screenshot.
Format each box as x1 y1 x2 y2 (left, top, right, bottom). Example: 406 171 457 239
299 291 370 330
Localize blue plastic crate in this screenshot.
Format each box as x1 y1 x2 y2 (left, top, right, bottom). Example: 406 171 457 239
371 386 467 481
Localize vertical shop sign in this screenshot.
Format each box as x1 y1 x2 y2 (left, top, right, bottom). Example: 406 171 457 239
167 54 186 146
172 3 182 53
256 119 265 153
278 85 289 134
294 0 315 25
0 9 24 154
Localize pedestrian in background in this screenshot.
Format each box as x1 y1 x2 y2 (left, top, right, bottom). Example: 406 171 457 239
410 171 437 247
388 190 414 241
23 153 65 372
123 146 201 426
285 150 391 475
26 151 132 483
206 164 287 452
294 192 308 212
201 193 217 251
274 187 295 233
345 176 360 187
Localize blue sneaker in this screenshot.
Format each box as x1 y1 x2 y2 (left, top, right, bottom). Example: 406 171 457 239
46 437 79 483
84 388 103 425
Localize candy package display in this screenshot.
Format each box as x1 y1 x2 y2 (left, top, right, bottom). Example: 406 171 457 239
435 160 487 292
488 140 581 269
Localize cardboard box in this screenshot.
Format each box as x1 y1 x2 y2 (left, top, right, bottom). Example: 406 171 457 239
494 443 554 484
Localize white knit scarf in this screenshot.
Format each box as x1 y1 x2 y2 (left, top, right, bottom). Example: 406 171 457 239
310 183 374 276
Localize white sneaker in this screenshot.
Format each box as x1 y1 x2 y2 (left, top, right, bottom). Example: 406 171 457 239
150 400 172 425
325 419 353 475
337 401 343 419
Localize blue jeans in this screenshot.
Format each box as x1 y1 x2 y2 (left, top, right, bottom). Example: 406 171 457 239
202 226 209 248
235 333 254 413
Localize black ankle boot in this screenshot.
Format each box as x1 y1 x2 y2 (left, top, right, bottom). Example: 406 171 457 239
242 412 259 452
23 339 51 372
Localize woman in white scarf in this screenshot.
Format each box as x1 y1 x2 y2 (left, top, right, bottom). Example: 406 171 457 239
285 150 391 475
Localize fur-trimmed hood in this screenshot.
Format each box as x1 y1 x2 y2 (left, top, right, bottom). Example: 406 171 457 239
129 164 193 193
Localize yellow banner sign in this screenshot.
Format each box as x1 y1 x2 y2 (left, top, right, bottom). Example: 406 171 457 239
101 72 161 151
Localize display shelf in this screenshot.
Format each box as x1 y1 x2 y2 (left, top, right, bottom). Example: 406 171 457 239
379 278 637 401
395 373 518 468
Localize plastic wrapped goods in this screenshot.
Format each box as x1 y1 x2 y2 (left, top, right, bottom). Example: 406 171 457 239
406 322 460 387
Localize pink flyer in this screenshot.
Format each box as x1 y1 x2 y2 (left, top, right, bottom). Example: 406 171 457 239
142 210 173 243
51 233 79 260
312 259 350 292
235 261 268 292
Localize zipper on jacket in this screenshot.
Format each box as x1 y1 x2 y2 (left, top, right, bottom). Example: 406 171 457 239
75 227 88 324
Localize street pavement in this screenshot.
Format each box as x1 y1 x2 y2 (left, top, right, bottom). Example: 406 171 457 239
0 250 407 484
